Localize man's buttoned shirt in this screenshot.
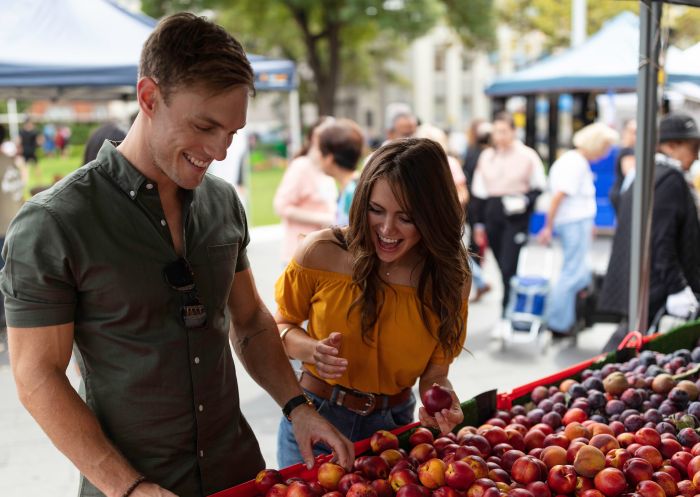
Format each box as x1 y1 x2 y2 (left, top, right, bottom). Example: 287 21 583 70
1 141 265 496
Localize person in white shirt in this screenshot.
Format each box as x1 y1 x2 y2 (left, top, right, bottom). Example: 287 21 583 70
538 122 619 336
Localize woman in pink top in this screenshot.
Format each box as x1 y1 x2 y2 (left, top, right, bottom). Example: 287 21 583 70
274 118 338 264
471 112 546 314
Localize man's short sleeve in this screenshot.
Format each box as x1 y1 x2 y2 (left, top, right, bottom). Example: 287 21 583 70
0 201 77 327
234 191 251 273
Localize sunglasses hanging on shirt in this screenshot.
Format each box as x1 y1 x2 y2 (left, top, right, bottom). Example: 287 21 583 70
163 257 208 329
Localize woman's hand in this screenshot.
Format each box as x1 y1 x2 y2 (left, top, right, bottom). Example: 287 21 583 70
418 387 463 435
311 332 348 379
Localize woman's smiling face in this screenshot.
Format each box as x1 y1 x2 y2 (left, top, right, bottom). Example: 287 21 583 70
367 177 422 264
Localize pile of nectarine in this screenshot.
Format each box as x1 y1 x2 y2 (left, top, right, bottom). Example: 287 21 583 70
253 345 700 497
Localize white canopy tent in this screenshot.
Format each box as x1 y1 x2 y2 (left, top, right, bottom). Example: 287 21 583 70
0 0 301 151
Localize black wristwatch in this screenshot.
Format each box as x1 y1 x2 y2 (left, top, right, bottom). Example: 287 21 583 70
283 393 314 421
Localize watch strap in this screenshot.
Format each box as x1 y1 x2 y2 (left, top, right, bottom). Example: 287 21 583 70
283 393 313 421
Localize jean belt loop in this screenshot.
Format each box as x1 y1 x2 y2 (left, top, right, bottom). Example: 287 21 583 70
329 385 340 405
334 388 347 407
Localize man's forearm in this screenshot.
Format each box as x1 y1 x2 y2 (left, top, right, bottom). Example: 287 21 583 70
15 371 141 497
232 308 304 406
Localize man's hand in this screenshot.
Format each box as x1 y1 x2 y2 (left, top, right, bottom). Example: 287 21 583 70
290 405 354 470
418 389 463 435
312 332 348 380
132 482 179 496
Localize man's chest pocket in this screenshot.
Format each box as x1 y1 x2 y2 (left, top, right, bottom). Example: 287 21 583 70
193 243 239 310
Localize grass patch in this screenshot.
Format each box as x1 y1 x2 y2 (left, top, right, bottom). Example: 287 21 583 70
26 150 286 228
248 166 284 227
25 146 85 191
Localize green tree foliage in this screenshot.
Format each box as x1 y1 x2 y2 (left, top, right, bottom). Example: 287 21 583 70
139 0 494 115
499 0 640 50
671 7 700 49
499 1 700 53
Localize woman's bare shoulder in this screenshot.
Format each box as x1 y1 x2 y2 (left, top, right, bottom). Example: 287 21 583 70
293 228 352 274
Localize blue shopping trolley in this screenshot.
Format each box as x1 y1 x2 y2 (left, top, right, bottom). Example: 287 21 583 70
499 244 553 350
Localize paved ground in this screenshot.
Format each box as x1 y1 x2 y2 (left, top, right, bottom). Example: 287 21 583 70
0 225 617 497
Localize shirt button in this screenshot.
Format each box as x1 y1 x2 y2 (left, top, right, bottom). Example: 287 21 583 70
146 183 154 190
194 356 200 364
199 450 205 458
129 190 135 198
160 219 166 226
198 404 204 412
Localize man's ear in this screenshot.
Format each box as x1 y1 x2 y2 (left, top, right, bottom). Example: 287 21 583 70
137 77 159 119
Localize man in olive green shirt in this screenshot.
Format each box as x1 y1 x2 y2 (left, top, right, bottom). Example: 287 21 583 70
0 13 353 497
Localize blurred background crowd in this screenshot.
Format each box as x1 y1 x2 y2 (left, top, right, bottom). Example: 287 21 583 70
2 0 700 342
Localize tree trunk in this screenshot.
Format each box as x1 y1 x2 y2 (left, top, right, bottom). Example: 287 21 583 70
316 12 340 116
285 1 341 116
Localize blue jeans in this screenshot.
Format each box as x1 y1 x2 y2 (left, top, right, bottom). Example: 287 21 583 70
469 256 487 290
277 388 416 468
546 218 593 333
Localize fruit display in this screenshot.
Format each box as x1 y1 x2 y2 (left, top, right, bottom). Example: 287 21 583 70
247 342 700 497
211 326 700 497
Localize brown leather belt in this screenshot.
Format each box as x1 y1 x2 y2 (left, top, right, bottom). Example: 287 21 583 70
300 369 412 416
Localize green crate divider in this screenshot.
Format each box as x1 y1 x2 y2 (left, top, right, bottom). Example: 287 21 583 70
643 320 700 354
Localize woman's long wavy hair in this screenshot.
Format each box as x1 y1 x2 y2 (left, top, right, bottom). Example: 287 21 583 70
337 137 471 357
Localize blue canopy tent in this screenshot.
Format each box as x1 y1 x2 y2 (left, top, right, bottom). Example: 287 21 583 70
484 12 700 97
483 11 700 168
0 0 300 149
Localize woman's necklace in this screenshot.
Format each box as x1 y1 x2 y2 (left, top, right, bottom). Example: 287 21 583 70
382 263 396 277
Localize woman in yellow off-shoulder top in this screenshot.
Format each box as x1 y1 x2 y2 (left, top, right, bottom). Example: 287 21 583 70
274 137 471 468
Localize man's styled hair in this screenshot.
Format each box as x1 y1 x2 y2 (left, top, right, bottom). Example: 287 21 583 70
318 119 365 171
139 12 255 103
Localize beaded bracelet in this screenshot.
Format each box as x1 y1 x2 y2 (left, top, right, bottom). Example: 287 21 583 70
121 475 146 497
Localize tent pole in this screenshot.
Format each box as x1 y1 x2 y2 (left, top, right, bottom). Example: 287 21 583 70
288 89 301 159
547 94 559 165
7 98 19 142
525 96 536 150
629 0 661 332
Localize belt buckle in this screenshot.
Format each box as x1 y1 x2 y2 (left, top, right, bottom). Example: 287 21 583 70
347 391 376 416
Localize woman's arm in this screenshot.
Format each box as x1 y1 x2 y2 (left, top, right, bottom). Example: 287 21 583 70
275 315 348 380
538 190 566 245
